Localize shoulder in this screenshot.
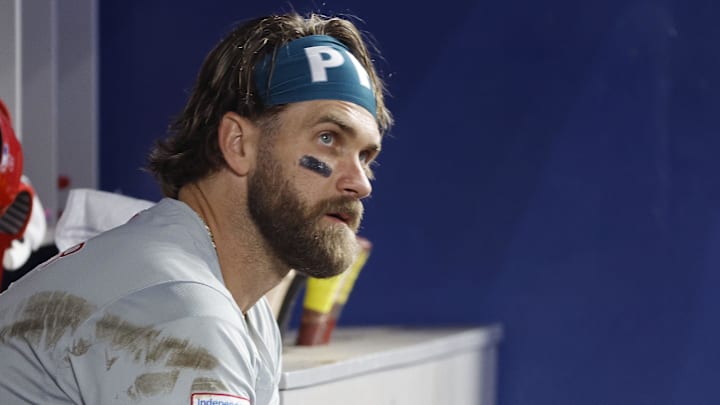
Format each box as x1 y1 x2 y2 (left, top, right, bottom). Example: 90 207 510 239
15 198 219 302
102 280 241 326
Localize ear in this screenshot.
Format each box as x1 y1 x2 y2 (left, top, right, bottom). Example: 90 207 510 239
218 112 259 176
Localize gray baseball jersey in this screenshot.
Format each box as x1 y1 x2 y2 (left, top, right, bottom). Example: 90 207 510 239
0 198 281 404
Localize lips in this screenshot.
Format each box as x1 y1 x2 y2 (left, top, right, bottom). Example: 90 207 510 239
324 208 360 231
314 197 363 231
327 211 352 224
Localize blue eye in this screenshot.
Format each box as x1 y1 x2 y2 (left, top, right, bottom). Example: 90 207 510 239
319 132 334 145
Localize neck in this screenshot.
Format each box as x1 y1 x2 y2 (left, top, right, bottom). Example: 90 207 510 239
177 176 289 313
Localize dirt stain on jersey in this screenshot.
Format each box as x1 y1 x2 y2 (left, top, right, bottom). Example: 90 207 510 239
166 345 218 369
0 291 94 350
96 313 218 370
70 338 91 356
127 370 180 400
105 350 119 370
1 291 220 400
191 377 229 392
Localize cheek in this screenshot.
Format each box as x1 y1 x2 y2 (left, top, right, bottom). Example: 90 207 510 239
289 165 336 203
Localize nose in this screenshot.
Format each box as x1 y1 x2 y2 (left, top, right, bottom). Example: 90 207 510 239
336 158 372 199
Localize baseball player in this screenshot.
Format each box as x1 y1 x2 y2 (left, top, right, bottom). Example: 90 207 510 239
0 11 392 404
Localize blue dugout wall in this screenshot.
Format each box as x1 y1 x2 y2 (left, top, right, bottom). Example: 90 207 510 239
100 1 720 403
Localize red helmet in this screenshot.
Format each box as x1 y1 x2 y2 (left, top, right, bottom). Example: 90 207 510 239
0 99 32 260
0 100 24 211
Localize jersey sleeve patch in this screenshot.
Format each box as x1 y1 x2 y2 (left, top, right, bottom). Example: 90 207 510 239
191 392 250 405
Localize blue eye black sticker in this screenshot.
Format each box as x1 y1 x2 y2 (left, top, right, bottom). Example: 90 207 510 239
299 155 332 178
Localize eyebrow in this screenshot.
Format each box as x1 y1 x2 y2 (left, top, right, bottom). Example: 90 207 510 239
316 113 382 153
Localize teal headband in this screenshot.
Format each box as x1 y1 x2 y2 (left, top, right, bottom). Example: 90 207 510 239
254 35 377 118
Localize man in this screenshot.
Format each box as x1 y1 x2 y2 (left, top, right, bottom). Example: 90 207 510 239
0 12 392 404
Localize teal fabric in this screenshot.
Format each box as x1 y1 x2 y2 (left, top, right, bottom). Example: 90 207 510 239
254 35 377 118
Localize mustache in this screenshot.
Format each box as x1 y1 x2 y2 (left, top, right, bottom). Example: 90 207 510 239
311 196 364 231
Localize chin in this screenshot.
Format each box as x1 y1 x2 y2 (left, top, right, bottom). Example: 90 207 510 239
301 234 360 279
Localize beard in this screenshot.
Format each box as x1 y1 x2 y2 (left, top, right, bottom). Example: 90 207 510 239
247 145 363 279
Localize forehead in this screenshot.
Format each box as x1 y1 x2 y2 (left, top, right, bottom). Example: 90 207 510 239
276 100 382 143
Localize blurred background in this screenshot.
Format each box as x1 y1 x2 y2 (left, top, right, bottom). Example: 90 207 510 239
3 0 720 403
